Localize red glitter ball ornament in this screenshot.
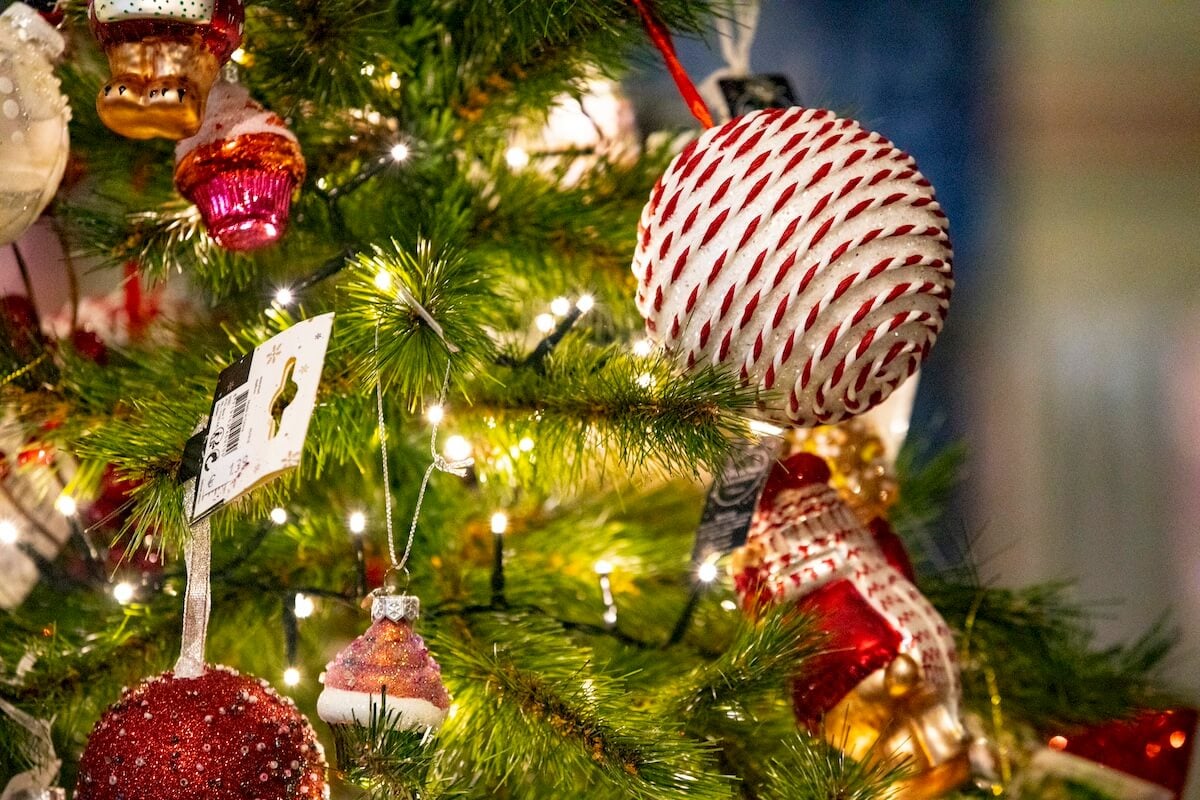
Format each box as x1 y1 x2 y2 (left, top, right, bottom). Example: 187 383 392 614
75 664 328 800
1052 708 1198 798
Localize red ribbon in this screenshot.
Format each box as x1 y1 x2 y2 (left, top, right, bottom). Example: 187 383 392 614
631 0 715 129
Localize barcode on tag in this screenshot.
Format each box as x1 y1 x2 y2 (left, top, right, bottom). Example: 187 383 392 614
224 389 250 456
691 436 784 563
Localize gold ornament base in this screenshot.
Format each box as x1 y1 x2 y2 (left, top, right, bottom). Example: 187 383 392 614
98 37 218 140
822 655 971 799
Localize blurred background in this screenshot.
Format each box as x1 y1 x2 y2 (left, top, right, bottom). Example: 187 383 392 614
627 0 1200 735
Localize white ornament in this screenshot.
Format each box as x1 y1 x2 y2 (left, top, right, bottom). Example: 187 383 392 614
633 107 953 427
0 3 69 246
92 0 214 24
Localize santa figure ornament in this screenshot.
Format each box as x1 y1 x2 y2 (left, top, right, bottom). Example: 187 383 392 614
733 452 969 798
633 106 953 427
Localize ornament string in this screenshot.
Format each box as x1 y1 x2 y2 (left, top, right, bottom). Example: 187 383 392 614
0 697 60 800
374 315 469 580
174 491 212 679
630 0 714 128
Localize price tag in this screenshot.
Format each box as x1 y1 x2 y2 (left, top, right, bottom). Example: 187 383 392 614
717 75 798 119
691 435 784 563
190 313 334 521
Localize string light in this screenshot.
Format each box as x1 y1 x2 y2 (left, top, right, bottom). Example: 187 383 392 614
54 494 76 517
518 436 534 452
575 294 595 314
490 511 509 535
274 287 295 306
293 593 315 619
505 146 530 169
697 561 719 583
534 313 556 333
426 404 445 424
386 72 401 90
593 559 613 576
390 142 410 162
374 270 393 291
0 519 18 545
550 297 571 316
230 47 247 64
112 581 135 605
270 507 288 525
594 559 617 627
348 511 367 535
636 373 654 389
443 434 472 463
720 599 738 612
631 339 653 357
283 667 301 687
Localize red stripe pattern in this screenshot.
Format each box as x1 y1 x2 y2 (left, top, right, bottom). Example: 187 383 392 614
632 107 953 427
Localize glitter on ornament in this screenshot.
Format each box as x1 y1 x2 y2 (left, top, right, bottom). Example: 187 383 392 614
75 664 327 800
632 106 953 427
174 82 305 251
88 0 243 139
317 594 450 764
0 3 70 246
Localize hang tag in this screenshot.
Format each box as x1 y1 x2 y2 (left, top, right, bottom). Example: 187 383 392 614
1015 749 1172 800
691 435 784 563
718 75 798 119
190 313 334 522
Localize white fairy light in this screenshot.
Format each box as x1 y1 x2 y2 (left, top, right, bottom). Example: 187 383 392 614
490 511 509 535
386 72 401 90
550 297 571 316
293 593 315 619
636 373 655 389
534 313 556 333
230 47 247 64
274 287 295 306
575 294 595 314
348 511 367 535
593 559 613 576
631 339 653 357
505 146 530 169
518 436 534 452
283 667 301 687
602 607 618 626
374 270 393 291
390 142 410 162
54 494 76 517
360 63 376 76
426 404 445 424
270 507 288 525
112 581 135 605
443 435 472 463
720 599 738 612
0 520 18 545
697 561 719 584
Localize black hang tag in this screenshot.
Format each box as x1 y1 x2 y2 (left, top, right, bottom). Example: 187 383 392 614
691 435 784 563
718 75 799 118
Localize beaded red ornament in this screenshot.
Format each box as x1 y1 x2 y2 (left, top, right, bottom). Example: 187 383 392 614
75 664 327 800
633 107 953 427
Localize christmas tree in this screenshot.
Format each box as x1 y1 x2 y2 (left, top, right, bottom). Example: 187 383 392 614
0 1 1192 799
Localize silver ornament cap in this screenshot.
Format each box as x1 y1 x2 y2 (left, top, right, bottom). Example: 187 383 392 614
371 593 420 622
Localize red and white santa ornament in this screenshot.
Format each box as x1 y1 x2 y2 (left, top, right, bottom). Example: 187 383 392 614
733 452 969 798
633 106 953 428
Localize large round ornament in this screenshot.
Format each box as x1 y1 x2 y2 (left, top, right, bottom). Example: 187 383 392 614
75 664 328 800
0 3 70 246
174 81 305 250
88 0 243 139
632 107 953 427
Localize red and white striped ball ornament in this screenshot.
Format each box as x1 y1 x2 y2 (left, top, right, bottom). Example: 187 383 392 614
632 107 953 427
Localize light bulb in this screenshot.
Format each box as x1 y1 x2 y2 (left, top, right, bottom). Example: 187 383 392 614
348 511 367 534
386 72 401 90
636 373 654 389
230 47 247 64
426 405 445 424
270 507 288 525
505 146 530 169
443 435 472 462
632 339 653 357
283 667 301 687
54 494 77 517
112 582 135 605
390 142 410 162
293 593 315 619
518 437 534 452
490 511 509 535
274 287 295 306
593 559 613 576
0 520 18 545
535 313 556 333
720 599 738 611
550 297 571 316
575 294 595 314
374 270 393 291
697 561 719 583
